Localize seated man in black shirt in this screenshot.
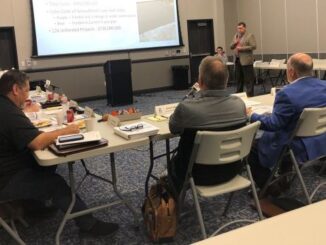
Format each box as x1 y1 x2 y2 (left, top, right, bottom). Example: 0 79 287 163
0 70 118 237
168 56 248 193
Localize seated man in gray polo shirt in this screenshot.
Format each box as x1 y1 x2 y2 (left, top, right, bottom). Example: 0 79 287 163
168 56 248 193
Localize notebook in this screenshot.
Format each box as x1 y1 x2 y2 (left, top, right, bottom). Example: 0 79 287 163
49 138 108 156
113 121 159 140
56 131 101 146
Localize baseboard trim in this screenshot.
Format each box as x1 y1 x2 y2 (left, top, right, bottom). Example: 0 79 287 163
75 86 174 102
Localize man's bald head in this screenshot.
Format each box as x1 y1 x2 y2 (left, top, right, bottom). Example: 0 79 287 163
287 53 313 82
198 56 229 90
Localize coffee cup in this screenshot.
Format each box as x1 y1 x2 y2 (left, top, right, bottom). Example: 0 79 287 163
85 118 96 131
56 110 65 126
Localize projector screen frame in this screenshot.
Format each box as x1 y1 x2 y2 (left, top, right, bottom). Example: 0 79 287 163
30 0 184 58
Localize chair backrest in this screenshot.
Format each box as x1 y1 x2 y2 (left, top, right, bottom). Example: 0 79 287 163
294 107 326 137
175 123 247 173
190 121 261 165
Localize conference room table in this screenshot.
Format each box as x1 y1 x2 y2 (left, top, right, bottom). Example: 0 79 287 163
33 115 151 245
32 92 275 244
255 60 326 87
192 199 326 245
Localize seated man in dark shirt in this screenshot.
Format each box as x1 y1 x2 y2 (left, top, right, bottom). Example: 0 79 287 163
0 70 118 236
168 56 248 193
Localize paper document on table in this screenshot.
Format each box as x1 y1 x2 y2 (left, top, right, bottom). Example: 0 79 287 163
29 90 47 103
154 103 178 118
232 92 247 100
252 105 273 115
41 125 64 132
43 107 63 114
114 121 159 140
244 100 261 107
147 115 167 122
269 61 281 68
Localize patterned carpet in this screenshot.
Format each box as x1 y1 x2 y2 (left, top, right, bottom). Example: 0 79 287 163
1 85 326 245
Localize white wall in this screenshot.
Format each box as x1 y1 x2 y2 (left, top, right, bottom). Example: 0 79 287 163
229 0 324 59
0 0 228 99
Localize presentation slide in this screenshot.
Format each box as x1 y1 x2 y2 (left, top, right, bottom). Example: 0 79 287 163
31 0 182 56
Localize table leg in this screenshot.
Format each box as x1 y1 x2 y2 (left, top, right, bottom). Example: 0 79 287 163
56 162 76 245
165 139 170 165
145 141 155 196
145 139 172 196
109 153 140 226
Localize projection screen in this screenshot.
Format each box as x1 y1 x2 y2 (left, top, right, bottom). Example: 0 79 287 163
31 0 183 56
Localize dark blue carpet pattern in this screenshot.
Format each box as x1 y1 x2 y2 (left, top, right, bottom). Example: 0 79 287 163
1 86 326 244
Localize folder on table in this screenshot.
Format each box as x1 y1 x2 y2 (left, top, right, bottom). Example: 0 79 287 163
49 138 108 156
113 121 159 140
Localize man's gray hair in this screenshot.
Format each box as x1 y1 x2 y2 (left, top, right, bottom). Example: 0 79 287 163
0 70 29 95
199 56 228 90
288 54 314 77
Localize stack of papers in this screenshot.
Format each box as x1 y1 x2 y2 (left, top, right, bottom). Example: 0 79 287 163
147 115 167 122
32 118 52 128
232 93 261 107
243 100 261 107
251 105 273 115
154 103 178 118
114 121 159 140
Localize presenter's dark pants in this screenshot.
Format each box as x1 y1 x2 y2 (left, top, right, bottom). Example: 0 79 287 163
0 167 96 230
235 58 255 97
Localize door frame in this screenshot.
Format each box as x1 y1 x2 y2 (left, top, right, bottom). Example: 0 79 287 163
0 26 19 69
187 19 215 84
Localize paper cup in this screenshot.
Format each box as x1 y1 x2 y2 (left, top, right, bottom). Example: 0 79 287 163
271 87 276 96
56 110 65 126
85 118 97 131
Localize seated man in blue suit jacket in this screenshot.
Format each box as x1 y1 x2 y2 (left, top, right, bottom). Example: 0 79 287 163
248 53 326 188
